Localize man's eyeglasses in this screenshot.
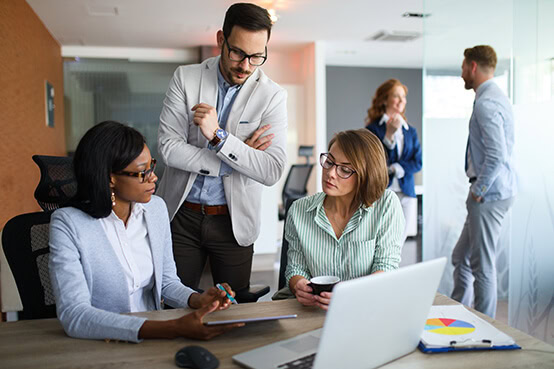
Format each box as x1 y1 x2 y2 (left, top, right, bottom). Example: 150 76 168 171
224 37 267 66
320 153 356 179
114 158 157 183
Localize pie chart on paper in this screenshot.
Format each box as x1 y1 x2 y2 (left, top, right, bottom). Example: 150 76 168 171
424 318 476 335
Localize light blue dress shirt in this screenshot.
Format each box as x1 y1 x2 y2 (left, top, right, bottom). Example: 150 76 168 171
466 79 517 201
185 65 240 205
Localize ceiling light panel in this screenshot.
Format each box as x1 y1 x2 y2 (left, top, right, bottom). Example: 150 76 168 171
87 5 119 16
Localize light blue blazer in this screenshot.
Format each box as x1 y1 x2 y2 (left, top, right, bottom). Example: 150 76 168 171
49 195 195 342
468 79 517 202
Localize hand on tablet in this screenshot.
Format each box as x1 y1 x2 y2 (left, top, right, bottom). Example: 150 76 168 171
138 300 243 340
175 300 244 340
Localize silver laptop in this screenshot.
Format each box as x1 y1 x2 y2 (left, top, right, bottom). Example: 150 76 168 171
233 257 447 369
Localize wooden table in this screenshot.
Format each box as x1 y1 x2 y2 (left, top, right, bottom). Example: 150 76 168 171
1 295 553 368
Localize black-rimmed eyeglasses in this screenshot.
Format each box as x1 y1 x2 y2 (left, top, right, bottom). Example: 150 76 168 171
320 153 356 179
224 37 267 66
114 158 157 183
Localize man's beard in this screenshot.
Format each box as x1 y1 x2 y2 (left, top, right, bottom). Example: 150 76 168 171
463 77 473 90
229 66 251 84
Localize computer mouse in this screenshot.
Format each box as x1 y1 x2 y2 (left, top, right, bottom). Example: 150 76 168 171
175 345 219 369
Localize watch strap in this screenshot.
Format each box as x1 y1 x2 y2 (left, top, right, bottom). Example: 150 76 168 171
209 128 221 146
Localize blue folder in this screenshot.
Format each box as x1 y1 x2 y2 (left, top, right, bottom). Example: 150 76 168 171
418 340 521 353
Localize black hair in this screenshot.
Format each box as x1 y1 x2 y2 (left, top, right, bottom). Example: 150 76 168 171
222 3 272 40
70 121 145 218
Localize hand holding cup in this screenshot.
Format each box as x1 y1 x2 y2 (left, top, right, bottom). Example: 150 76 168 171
308 276 340 296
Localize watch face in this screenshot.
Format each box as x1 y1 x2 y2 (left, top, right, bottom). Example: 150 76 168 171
216 129 228 139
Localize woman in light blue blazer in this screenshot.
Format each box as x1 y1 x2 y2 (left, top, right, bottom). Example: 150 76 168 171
49 121 243 342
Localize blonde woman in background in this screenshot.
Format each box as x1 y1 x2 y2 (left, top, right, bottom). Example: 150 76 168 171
365 79 422 246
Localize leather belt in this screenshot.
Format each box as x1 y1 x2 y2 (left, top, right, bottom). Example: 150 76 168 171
183 201 229 215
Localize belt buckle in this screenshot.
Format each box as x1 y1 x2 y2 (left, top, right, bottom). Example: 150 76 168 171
200 204 206 215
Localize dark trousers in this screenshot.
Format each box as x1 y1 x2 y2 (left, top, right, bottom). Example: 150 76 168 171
170 203 254 293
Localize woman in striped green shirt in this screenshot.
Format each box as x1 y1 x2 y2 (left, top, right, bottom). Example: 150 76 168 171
286 129 405 310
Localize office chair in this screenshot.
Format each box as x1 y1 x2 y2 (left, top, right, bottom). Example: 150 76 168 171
0 155 74 319
2 211 56 319
32 155 76 211
278 146 314 220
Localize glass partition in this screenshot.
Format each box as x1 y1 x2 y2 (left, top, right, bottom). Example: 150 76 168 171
63 58 182 178
423 0 554 344
509 0 554 345
421 0 513 298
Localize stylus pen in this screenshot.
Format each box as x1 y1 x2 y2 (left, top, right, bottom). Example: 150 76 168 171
216 283 238 304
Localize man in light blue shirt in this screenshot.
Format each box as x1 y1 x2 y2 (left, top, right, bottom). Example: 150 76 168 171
185 66 240 206
157 3 288 301
451 45 517 318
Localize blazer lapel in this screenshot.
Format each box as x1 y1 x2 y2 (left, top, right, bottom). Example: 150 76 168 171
226 68 261 135
143 208 163 307
199 57 219 147
401 126 410 157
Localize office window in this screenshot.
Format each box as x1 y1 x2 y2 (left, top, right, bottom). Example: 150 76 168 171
424 72 510 119
63 58 183 178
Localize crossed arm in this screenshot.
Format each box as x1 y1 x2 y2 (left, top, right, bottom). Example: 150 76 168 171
158 69 287 185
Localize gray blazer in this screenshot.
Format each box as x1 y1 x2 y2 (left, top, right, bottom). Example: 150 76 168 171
49 195 195 342
157 56 288 246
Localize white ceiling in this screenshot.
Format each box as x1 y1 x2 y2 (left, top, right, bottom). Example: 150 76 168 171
26 0 426 68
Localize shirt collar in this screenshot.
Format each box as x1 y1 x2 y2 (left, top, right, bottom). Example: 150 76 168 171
306 192 325 212
131 202 146 218
379 113 409 130
475 78 494 99
107 202 146 223
305 192 371 213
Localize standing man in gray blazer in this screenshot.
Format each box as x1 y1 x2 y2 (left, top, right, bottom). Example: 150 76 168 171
157 3 287 299
451 45 517 318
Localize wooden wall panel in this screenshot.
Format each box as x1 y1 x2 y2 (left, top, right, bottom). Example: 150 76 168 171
0 0 66 228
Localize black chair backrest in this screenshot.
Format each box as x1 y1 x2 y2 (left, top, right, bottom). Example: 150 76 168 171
278 198 299 290
2 211 56 319
281 164 313 208
32 155 76 211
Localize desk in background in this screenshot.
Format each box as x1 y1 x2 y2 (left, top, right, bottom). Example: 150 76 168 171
1 295 553 368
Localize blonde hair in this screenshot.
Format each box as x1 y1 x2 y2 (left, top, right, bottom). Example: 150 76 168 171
328 129 389 207
366 79 408 124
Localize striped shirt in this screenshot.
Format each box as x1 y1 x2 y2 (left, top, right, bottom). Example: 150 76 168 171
285 189 405 285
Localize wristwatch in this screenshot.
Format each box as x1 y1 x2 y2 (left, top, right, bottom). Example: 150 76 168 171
209 128 228 147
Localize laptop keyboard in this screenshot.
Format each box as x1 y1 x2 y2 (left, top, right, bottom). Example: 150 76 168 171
277 353 316 369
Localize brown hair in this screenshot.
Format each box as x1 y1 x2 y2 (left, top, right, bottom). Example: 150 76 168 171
366 79 408 124
464 45 497 70
328 129 389 207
